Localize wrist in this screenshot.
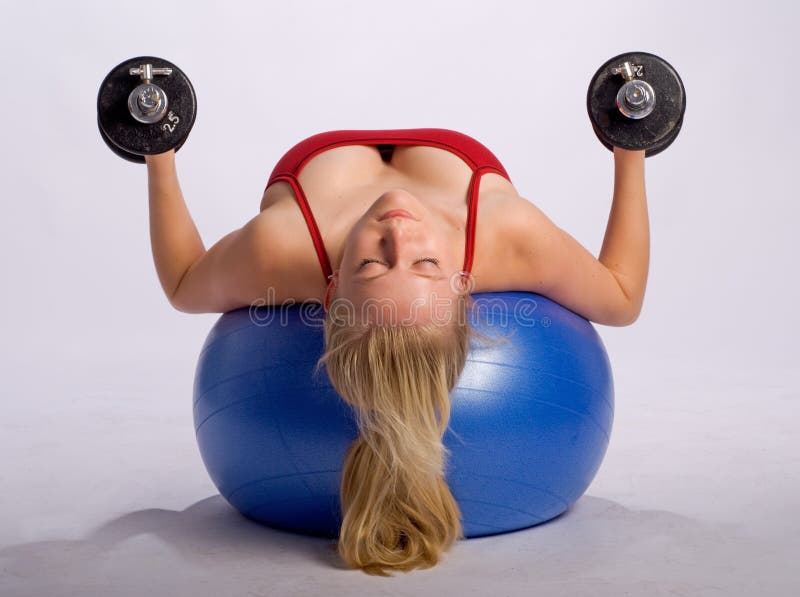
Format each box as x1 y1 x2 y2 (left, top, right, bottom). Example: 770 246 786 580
613 146 646 160
145 149 176 167
145 149 177 176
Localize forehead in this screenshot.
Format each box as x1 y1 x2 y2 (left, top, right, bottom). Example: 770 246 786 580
343 288 461 325
354 270 448 284
347 271 456 298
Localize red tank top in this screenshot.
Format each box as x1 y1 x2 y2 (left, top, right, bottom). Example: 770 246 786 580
264 128 511 284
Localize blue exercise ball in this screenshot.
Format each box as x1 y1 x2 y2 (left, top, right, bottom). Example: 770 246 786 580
193 291 614 538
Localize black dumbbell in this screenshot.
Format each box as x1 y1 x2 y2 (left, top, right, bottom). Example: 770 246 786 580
97 56 197 163
587 51 686 157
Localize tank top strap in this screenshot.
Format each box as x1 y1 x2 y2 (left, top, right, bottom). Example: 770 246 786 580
462 164 507 275
265 129 512 286
269 173 334 282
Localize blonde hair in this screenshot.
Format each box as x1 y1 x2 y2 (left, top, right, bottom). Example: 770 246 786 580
316 293 471 576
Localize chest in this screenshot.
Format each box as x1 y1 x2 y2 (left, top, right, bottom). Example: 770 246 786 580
260 143 520 292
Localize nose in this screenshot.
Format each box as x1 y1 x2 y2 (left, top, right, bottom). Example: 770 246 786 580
380 217 418 264
382 216 408 240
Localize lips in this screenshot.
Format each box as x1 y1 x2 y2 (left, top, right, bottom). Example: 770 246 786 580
378 209 416 221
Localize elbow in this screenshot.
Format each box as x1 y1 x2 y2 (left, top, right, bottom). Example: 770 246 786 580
168 288 232 314
169 296 192 314
168 288 199 314
593 300 641 327
168 282 207 314
612 302 642 327
616 312 640 327
169 296 210 314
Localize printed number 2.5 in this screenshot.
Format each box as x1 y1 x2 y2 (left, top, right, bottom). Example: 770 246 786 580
162 111 180 134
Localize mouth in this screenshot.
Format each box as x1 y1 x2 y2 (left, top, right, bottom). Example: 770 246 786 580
378 209 417 221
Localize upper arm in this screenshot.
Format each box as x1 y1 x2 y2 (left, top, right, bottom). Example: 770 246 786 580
505 199 637 326
169 212 279 314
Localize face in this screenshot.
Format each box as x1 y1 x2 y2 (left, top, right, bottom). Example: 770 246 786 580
331 189 465 326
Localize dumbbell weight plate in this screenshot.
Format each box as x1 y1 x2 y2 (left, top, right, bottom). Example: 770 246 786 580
97 56 197 160
587 51 686 156
588 112 684 158
96 114 192 164
639 110 684 158
97 114 145 163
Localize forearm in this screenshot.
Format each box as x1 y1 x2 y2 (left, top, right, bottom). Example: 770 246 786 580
146 150 205 302
598 148 650 319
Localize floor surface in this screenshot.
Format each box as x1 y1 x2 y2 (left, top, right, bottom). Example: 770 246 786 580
1 344 796 596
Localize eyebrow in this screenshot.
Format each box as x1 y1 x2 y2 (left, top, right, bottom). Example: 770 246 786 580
354 271 448 283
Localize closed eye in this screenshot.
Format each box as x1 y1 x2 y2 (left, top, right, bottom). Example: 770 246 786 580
358 257 440 270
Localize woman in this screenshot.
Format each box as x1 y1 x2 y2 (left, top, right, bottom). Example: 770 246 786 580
145 129 648 576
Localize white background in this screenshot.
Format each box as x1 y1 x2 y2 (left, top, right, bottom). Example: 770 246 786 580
1 1 797 595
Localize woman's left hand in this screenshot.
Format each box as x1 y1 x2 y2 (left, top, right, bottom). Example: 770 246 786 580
144 148 176 166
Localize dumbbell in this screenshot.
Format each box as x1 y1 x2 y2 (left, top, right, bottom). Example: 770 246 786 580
587 51 686 157
97 56 197 163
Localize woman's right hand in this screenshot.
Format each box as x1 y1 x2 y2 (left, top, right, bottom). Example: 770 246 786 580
612 146 646 160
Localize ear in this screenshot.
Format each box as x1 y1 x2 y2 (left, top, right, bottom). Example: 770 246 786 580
452 270 474 295
323 270 340 310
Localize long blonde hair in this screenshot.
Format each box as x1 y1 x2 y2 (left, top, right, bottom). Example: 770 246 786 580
317 292 471 576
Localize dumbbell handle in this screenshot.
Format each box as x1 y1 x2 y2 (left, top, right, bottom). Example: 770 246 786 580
129 64 173 83
610 61 656 119
611 62 643 81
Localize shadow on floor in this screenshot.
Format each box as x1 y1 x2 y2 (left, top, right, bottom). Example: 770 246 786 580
0 494 771 596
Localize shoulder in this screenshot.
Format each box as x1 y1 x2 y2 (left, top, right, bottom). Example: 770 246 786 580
472 193 636 325
472 193 559 291
499 195 562 264
247 201 328 303
250 198 304 242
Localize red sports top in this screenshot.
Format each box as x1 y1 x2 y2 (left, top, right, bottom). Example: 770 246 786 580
264 128 511 285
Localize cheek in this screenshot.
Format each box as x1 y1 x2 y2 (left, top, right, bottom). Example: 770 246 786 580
341 220 374 260
338 235 360 271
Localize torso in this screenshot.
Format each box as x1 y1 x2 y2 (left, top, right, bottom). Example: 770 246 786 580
258 143 529 302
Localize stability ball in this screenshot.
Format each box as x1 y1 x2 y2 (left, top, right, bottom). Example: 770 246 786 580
193 291 614 538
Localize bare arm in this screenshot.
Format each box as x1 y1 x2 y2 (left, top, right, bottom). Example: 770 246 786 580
599 147 650 319
145 150 205 304
146 151 302 313
507 147 649 326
